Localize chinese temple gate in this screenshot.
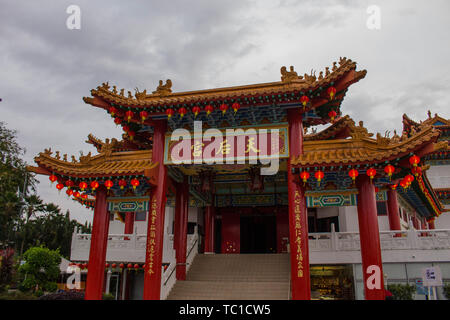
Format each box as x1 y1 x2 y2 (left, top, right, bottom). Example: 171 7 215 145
28 57 447 300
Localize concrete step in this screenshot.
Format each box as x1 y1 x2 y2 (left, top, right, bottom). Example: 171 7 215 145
168 280 289 300
167 254 290 300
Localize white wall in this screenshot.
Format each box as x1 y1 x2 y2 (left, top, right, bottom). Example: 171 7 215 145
338 206 359 232
436 212 450 229
427 165 450 189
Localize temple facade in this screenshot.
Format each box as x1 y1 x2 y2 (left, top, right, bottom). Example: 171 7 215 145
28 58 450 300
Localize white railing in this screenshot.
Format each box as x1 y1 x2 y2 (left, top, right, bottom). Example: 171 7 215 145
308 228 450 252
71 227 450 266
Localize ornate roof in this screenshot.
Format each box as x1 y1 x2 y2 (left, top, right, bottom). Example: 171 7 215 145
27 145 157 179
403 112 450 131
304 115 364 141
292 117 448 167
83 57 366 119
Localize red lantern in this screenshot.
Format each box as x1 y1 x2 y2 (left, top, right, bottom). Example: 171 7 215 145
111 263 117 269
65 180 74 189
128 131 135 140
348 169 359 182
409 155 420 167
134 263 139 271
127 263 133 269
118 179 127 189
122 125 130 132
300 95 309 108
366 168 376 181
412 166 422 177
399 179 407 189
178 107 187 118
405 174 414 185
79 181 88 191
119 263 124 271
390 184 398 190
315 170 325 185
56 183 64 191
327 86 337 100
109 106 118 117
131 178 140 190
105 180 114 190
220 103 228 115
192 106 201 118
232 102 240 114
49 174 57 184
384 164 395 180
105 263 110 268
73 191 80 198
166 108 174 119
328 110 337 122
81 193 88 199
140 110 148 123
125 110 134 122
114 117 122 126
66 189 73 196
300 171 310 184
90 180 99 191
205 105 214 116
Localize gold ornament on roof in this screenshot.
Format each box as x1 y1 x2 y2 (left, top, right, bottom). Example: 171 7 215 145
280 66 304 83
152 79 173 96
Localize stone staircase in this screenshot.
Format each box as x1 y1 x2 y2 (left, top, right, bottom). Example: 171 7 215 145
167 254 290 300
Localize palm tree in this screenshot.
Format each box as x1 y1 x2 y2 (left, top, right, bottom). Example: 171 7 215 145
18 195 45 257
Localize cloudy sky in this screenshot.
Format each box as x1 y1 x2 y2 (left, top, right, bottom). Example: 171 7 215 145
1 0 449 224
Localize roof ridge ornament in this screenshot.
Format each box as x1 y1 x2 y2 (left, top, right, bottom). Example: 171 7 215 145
152 79 172 96
280 66 305 83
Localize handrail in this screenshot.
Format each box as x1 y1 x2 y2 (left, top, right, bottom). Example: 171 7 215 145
163 264 177 286
163 234 198 287
186 238 198 259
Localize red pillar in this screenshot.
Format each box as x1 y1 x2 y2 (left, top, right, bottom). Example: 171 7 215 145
85 185 109 300
204 205 215 253
124 212 135 234
173 181 182 250
428 219 435 230
287 108 310 300
175 177 189 280
143 120 168 300
387 188 401 232
356 175 385 300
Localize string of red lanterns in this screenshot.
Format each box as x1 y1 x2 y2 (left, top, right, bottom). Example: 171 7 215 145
192 106 201 118
327 86 337 100
300 171 310 185
315 170 324 185
328 110 337 122
300 95 309 109
220 103 228 115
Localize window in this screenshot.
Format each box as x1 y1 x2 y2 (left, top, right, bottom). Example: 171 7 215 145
376 201 387 216
135 211 147 221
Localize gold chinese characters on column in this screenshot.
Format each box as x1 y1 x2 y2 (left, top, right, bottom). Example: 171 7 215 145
146 197 158 276
294 190 303 278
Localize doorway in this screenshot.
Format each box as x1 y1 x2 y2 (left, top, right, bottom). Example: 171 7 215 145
240 214 276 253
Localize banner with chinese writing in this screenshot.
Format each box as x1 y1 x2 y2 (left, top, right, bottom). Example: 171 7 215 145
164 124 288 165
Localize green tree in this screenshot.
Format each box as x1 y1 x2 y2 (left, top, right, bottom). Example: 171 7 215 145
18 246 61 296
15 201 91 259
0 121 36 248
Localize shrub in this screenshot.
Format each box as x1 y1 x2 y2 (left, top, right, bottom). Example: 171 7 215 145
443 283 450 300
387 283 416 300
18 246 61 295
